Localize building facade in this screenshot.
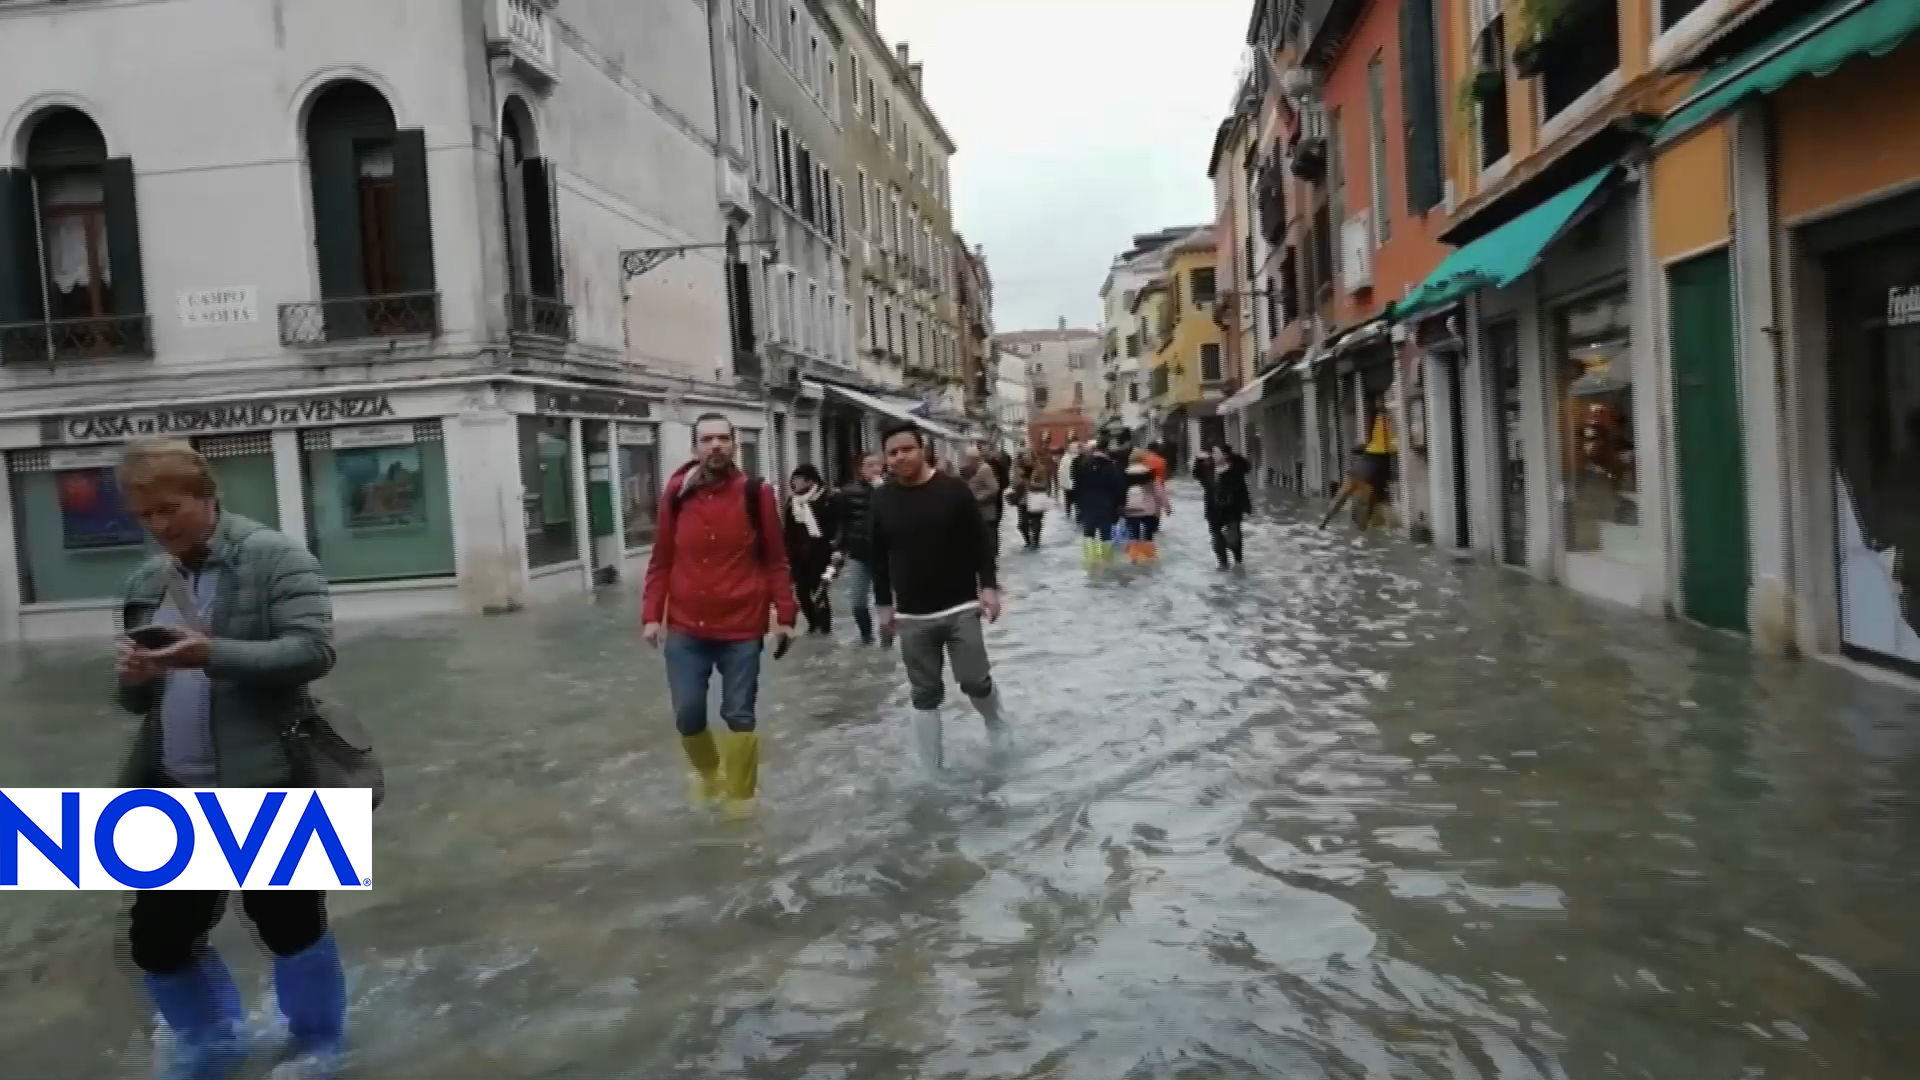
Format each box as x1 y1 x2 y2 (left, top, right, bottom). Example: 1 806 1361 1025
1096 227 1196 441
1157 229 1227 465
0 0 770 642
954 237 995 423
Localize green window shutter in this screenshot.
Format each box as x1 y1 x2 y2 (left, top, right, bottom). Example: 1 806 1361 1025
523 158 561 300
391 129 437 297
308 131 364 302
0 169 45 329
101 157 150 352
1400 0 1445 216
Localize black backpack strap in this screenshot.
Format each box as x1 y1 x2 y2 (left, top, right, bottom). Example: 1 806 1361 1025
744 475 766 562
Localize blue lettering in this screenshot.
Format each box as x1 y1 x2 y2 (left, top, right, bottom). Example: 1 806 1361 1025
0 791 80 887
269 793 360 887
195 791 286 885
96 790 195 889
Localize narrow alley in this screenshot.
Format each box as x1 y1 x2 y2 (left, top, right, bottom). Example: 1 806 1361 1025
2 493 1916 1079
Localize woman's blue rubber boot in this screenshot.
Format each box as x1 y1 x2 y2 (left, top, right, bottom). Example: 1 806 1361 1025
269 931 347 1079
145 946 248 1080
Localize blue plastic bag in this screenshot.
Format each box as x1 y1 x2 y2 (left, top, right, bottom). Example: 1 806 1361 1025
1109 522 1129 545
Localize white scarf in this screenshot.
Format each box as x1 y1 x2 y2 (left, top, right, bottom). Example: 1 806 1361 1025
790 485 824 539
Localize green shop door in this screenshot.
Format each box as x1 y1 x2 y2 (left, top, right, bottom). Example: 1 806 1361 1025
1669 249 1750 634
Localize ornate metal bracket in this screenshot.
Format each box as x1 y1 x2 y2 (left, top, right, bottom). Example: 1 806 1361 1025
620 238 779 282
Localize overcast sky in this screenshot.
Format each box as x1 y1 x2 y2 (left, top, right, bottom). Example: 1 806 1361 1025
877 0 1251 333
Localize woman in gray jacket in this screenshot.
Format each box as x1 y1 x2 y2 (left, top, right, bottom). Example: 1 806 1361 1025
113 439 348 1080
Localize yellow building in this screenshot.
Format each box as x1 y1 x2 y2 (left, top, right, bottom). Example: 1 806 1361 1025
1156 229 1225 456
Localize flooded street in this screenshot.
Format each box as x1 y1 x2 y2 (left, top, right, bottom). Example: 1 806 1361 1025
4 489 1920 1078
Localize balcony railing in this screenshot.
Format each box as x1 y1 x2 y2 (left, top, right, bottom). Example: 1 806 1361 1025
0 314 153 364
507 293 575 340
279 292 441 348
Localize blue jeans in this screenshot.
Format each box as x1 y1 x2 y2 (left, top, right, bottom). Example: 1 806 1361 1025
840 557 875 617
664 632 764 736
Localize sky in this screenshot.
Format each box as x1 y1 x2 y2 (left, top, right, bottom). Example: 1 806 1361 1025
876 0 1253 334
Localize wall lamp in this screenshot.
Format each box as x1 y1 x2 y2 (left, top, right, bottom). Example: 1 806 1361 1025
621 238 780 281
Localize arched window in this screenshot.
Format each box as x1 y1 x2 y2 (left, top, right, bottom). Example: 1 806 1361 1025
296 81 436 342
500 96 568 338
0 107 148 359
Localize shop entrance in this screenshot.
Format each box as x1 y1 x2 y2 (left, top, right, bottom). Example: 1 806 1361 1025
1486 319 1527 567
1821 221 1920 674
1443 352 1473 551
1669 250 1750 634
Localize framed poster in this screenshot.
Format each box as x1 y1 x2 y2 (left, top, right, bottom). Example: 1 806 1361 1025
335 445 427 530
57 467 145 550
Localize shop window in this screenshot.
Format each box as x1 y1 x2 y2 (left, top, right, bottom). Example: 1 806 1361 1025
301 421 455 584
194 434 280 529
739 429 762 479
0 107 149 361
10 449 154 604
1555 290 1639 563
1826 228 1920 669
618 427 660 549
519 416 577 569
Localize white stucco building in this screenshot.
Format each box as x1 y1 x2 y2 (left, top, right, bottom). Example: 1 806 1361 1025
988 346 1029 454
0 0 773 642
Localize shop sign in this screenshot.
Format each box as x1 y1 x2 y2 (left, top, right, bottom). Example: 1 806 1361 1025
330 423 415 450
1888 285 1920 328
177 287 259 328
615 423 655 445
56 394 397 444
535 389 652 420
46 446 125 471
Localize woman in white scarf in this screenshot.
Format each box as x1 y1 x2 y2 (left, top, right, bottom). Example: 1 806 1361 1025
781 464 840 634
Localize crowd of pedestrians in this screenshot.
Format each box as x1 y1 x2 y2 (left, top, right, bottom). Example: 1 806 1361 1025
94 417 1255 1076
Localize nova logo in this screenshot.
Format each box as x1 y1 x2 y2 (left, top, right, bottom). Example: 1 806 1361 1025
0 789 373 891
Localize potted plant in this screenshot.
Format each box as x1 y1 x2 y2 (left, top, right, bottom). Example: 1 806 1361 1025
1470 66 1505 100
1512 0 1576 76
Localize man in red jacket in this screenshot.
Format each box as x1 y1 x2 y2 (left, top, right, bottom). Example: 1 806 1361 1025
642 413 797 813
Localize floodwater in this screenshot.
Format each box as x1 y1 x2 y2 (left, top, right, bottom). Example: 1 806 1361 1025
3 487 1919 1078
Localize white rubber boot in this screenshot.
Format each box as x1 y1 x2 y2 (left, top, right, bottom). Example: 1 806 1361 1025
972 688 1013 755
912 709 944 773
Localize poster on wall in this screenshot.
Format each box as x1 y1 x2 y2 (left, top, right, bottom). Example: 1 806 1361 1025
1836 472 1920 664
57 468 145 550
336 446 427 530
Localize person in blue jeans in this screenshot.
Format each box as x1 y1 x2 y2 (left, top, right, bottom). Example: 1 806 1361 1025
641 415 798 813
834 452 887 645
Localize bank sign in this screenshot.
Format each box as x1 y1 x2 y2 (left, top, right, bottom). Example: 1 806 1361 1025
54 393 397 444
0 788 373 891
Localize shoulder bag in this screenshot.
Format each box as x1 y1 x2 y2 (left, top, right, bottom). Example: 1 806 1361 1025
165 565 387 810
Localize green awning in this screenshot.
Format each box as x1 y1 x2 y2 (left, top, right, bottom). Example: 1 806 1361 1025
1390 167 1617 322
1658 0 1920 145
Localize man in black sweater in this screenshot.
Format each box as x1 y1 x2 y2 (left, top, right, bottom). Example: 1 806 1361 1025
871 422 1009 772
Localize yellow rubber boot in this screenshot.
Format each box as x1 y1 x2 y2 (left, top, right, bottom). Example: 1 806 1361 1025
1082 538 1096 567
681 730 723 805
716 729 760 818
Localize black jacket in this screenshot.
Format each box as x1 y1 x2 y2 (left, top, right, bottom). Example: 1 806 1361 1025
782 491 841 572
835 480 877 562
1200 454 1253 521
1072 453 1126 528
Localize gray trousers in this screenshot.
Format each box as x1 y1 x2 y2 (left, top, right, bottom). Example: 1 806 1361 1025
896 608 994 710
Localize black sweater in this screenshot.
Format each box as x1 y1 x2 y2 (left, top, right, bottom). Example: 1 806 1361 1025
870 472 998 616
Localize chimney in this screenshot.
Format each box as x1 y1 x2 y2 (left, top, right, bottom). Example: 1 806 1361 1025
896 42 910 68
1057 316 1066 332
909 62 924 91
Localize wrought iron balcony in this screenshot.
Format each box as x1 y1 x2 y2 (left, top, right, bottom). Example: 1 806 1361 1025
279 292 441 348
507 293 575 340
0 314 153 364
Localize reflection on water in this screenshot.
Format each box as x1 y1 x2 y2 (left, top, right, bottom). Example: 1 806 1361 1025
3 489 1919 1078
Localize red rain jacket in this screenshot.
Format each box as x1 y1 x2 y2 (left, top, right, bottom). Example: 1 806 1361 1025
641 464 797 642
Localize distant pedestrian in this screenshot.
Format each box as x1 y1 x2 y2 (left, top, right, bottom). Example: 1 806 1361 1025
643 413 797 814
1199 444 1252 569
1059 440 1082 521
870 422 1010 772
1073 442 1126 566
111 439 350 1080
782 463 840 635
961 443 1003 557
1121 448 1170 563
1007 452 1048 550
834 452 886 645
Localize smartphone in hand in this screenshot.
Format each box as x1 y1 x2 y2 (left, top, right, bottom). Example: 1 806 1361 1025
125 624 182 650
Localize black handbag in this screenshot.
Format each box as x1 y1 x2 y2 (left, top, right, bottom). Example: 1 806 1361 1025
165 565 386 810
